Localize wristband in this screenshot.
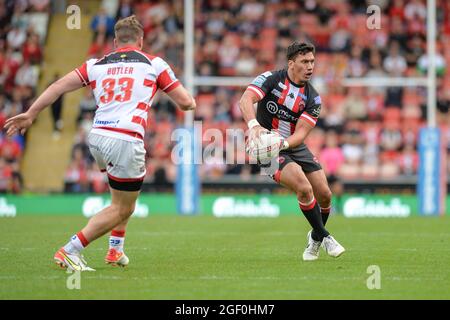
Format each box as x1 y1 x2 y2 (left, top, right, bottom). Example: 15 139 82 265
280 140 290 150
247 119 260 129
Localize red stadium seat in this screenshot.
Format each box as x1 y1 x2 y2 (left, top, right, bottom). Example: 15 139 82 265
383 108 402 123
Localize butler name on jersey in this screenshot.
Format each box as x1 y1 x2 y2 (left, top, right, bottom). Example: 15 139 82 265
247 69 322 150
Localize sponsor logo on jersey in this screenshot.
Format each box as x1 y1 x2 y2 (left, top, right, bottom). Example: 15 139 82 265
94 119 120 126
252 75 267 88
288 92 295 99
252 71 272 88
314 96 322 105
299 93 308 100
278 82 286 89
277 109 299 122
104 57 141 64
267 101 299 122
266 101 278 114
310 104 321 117
271 89 282 98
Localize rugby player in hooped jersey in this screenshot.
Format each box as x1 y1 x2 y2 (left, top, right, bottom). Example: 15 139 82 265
5 16 196 270
239 42 345 261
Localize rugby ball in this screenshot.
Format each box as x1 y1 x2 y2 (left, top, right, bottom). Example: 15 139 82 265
247 131 284 162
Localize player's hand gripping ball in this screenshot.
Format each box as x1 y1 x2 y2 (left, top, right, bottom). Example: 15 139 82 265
246 131 285 163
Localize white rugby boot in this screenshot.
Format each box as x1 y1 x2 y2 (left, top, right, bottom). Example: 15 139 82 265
302 230 322 261
54 247 96 271
322 235 345 258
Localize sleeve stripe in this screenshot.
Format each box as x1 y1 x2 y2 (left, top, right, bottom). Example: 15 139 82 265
157 68 178 90
75 68 88 86
163 80 181 93
161 80 179 92
247 85 265 99
300 113 317 126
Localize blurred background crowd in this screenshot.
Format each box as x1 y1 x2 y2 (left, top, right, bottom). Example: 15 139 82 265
0 0 49 193
1 0 449 193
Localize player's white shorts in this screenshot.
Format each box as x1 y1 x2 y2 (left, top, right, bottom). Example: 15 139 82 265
88 133 146 191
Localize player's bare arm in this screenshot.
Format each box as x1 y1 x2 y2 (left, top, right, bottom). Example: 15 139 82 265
5 71 83 137
285 118 315 149
239 89 268 139
166 85 196 111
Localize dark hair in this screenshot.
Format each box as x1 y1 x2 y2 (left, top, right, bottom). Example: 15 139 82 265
286 42 315 61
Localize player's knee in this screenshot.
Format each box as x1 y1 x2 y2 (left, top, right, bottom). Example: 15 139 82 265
295 184 313 201
121 204 135 219
320 188 332 205
112 203 135 220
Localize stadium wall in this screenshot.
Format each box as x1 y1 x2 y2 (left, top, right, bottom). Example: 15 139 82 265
1 194 449 218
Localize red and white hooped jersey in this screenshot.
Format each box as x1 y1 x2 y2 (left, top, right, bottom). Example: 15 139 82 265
75 45 180 141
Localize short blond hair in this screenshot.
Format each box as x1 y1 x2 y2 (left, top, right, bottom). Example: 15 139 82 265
114 15 143 44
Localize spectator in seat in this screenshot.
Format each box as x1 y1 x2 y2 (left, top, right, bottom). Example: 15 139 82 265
77 88 96 123
90 7 115 39
116 0 134 21
380 121 403 152
342 87 367 120
0 135 22 163
15 59 39 89
235 48 256 76
398 144 419 176
383 41 407 76
320 130 345 178
0 157 12 193
22 33 42 65
6 24 26 50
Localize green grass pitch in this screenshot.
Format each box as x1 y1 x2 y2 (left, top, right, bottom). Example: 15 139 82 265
1 215 450 299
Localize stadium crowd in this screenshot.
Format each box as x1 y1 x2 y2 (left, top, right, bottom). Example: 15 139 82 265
0 0 49 193
4 0 445 193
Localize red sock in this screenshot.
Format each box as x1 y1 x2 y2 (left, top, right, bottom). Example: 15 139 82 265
109 230 126 252
76 231 90 247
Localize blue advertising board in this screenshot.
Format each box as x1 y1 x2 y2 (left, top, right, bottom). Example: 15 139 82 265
418 128 442 215
174 126 200 215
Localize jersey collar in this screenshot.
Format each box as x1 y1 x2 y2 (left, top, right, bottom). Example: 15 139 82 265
115 45 141 52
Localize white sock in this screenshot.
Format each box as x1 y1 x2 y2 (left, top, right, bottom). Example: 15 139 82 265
109 233 125 253
63 234 85 254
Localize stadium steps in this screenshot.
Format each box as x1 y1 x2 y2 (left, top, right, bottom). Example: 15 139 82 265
22 0 101 192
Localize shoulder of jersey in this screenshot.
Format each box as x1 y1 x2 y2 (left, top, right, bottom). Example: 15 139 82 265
263 69 285 79
91 48 161 66
132 49 159 63
306 81 320 97
254 70 285 86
